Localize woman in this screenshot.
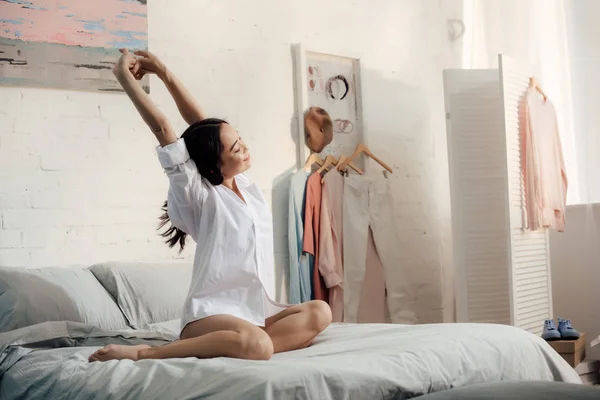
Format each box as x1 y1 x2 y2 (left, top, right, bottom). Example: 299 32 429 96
89 49 331 362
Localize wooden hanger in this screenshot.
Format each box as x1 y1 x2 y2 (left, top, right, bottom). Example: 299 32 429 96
303 153 324 172
529 77 547 102
316 154 337 175
337 143 393 174
317 154 365 183
338 154 364 175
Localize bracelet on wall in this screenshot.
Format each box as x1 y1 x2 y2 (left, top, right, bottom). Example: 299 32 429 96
333 119 354 133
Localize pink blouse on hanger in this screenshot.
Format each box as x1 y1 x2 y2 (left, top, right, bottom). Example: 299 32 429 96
319 169 344 322
303 172 328 302
521 87 568 232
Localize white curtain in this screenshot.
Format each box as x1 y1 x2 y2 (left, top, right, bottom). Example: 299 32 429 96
462 0 580 204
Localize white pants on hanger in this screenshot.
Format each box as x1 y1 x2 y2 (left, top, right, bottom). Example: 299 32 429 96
342 174 417 324
356 227 389 323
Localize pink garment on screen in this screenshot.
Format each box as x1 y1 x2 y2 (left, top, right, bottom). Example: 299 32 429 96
521 88 568 232
319 169 344 322
303 172 328 302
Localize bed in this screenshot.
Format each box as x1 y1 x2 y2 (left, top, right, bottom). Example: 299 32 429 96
0 263 581 399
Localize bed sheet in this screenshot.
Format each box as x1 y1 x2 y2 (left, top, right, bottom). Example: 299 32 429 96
0 321 580 399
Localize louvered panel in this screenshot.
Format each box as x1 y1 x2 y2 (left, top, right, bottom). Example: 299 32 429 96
514 253 549 263
463 253 509 261
459 173 507 180
516 309 550 325
515 279 549 292
513 242 547 252
515 276 548 287
520 317 549 334
516 281 549 293
470 312 511 324
514 252 548 262
515 274 548 285
443 68 511 325
443 59 553 333
516 297 550 311
516 288 550 301
515 300 549 313
513 237 547 247
466 270 510 279
515 265 548 276
517 290 548 300
468 306 512 315
466 274 510 283
499 55 552 334
469 303 513 314
519 317 547 336
519 319 546 331
465 294 513 304
511 230 551 335
513 263 548 272
513 247 547 256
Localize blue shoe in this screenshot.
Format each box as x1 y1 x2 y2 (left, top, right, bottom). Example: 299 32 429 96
557 318 581 340
542 319 561 341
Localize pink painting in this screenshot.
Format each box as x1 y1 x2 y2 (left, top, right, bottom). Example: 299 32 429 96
0 0 149 92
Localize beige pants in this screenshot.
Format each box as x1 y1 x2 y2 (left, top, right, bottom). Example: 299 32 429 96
342 175 417 324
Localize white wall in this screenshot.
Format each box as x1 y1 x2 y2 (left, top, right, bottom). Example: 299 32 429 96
540 1 600 357
549 0 600 359
463 0 580 204
0 0 463 322
565 0 600 203
550 204 600 359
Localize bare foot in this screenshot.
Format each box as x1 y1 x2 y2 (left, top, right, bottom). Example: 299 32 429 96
88 344 150 363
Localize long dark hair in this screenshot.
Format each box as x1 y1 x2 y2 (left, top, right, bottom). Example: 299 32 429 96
158 118 228 252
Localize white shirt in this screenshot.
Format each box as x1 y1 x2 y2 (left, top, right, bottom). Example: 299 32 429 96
156 139 288 330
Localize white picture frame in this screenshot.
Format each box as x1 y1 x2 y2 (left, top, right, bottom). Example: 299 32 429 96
292 44 364 168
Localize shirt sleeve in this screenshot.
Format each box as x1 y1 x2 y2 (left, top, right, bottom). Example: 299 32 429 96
521 93 540 231
156 139 205 240
288 180 301 304
303 183 315 256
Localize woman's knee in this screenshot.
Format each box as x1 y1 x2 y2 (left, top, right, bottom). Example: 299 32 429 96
306 300 332 332
238 328 274 360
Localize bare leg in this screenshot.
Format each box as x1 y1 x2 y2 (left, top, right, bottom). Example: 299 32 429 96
264 300 332 354
88 315 273 362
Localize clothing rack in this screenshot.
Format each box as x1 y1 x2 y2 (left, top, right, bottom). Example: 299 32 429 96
289 147 416 325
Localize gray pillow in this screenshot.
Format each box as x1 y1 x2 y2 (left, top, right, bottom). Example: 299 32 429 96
89 262 192 329
0 267 129 332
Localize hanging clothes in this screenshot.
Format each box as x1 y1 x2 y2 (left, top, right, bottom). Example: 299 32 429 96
303 172 328 302
521 87 568 232
287 170 312 304
342 174 417 324
319 168 345 322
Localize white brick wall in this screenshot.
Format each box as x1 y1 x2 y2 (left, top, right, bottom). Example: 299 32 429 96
0 0 462 322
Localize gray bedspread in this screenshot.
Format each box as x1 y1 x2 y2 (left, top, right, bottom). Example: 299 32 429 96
0 321 581 400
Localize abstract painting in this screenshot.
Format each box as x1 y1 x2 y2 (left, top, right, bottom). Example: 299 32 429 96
0 0 148 93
